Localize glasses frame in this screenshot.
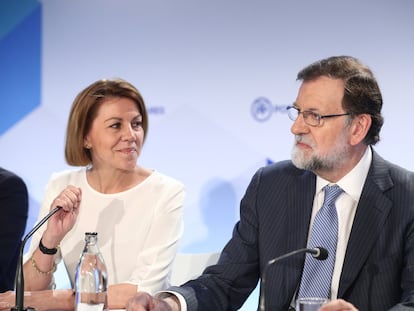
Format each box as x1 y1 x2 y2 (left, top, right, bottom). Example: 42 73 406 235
286 105 351 127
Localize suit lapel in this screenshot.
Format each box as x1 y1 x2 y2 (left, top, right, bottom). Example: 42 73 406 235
282 170 316 297
338 151 393 297
286 170 316 250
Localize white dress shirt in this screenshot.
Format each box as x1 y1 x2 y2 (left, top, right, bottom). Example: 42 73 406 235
313 146 371 299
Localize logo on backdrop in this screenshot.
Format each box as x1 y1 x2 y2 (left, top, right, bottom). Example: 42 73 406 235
147 106 165 115
250 97 288 122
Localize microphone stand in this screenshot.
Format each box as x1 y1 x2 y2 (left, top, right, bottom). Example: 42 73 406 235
12 206 62 311
258 247 327 311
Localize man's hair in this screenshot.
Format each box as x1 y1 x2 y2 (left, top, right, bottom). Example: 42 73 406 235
297 56 384 145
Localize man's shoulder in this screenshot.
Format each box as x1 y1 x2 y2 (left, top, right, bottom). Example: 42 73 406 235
257 160 314 185
0 167 26 189
372 151 414 181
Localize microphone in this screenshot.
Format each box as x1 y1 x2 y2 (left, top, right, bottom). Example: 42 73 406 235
12 206 63 311
259 247 328 311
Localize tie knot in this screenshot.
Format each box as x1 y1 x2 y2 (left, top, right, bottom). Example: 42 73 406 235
323 184 343 206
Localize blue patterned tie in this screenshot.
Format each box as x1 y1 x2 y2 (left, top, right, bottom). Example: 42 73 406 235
298 184 343 299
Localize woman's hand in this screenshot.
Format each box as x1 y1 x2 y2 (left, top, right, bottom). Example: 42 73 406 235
0 291 14 311
42 185 82 247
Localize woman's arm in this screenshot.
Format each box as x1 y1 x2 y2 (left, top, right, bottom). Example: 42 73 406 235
23 185 82 291
108 283 138 309
0 289 75 311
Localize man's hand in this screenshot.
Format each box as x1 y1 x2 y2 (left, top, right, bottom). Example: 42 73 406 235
127 292 179 311
319 298 358 311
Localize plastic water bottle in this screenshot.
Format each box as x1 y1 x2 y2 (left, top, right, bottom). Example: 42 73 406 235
75 232 108 311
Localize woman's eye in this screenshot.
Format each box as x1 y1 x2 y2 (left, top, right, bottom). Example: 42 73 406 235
110 122 121 129
132 121 143 129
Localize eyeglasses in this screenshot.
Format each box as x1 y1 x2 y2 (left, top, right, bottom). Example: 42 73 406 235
286 106 351 127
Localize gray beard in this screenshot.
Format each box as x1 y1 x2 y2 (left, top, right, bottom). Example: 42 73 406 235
291 143 349 172
292 150 335 171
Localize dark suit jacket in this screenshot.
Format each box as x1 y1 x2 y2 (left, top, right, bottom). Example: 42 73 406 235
170 150 414 310
0 167 28 292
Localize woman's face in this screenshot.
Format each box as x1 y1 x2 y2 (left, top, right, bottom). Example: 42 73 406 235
84 97 144 172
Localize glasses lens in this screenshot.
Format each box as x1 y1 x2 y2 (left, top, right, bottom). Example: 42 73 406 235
303 111 321 126
287 106 299 121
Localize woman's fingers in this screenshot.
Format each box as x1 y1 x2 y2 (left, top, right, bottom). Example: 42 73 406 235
53 186 82 213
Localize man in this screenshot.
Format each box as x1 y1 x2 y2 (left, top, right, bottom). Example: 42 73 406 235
127 56 414 311
0 167 29 292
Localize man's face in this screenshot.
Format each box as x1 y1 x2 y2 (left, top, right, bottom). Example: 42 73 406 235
290 76 353 178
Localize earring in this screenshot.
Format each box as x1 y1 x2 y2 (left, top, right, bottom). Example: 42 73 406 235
85 144 91 149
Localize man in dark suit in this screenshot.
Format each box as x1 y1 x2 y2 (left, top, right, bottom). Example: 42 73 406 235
0 167 29 292
126 56 414 311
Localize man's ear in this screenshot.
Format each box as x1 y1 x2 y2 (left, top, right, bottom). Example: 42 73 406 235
349 114 372 146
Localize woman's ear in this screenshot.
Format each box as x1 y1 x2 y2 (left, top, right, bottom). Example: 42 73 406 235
84 138 91 149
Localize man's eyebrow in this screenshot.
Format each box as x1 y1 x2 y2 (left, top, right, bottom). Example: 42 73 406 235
293 104 321 112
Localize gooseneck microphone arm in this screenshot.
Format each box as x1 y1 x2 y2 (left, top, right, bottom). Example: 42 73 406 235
12 206 62 311
258 247 328 311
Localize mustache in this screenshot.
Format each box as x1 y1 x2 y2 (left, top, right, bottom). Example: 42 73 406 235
294 135 314 147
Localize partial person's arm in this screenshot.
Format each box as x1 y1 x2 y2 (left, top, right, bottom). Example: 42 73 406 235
0 171 28 292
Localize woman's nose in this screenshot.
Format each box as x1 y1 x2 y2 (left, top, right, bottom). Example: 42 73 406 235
122 125 135 141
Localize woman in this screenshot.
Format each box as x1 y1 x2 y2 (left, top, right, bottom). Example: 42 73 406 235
3 78 185 310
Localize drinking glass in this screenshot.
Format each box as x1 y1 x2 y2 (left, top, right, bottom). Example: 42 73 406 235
296 297 329 311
